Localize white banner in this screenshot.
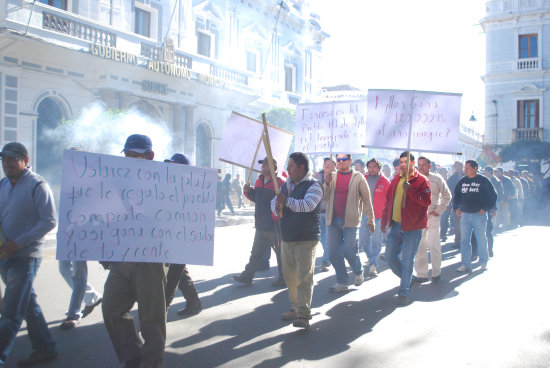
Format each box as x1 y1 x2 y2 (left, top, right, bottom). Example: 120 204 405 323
217 112 293 172
56 150 217 265
365 89 462 153
295 101 368 154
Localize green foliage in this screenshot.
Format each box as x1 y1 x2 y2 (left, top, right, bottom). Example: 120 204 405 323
499 140 550 162
260 108 295 133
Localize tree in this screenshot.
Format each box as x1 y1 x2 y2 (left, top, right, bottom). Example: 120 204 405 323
498 140 550 176
260 107 296 155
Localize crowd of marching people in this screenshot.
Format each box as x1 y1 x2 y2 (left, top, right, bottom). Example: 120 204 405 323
1 134 549 367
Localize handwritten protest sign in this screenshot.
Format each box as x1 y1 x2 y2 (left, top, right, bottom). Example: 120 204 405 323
217 112 293 172
295 101 368 154
365 89 462 153
56 150 217 265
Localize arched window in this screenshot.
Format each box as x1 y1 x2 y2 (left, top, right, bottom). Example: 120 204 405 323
195 123 212 167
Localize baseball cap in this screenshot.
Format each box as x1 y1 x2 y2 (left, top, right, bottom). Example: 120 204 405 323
258 157 277 169
122 134 152 153
0 142 28 159
164 153 190 165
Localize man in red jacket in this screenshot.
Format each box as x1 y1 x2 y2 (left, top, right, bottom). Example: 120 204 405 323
382 152 431 306
359 158 390 277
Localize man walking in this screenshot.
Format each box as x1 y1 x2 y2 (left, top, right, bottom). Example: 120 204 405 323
454 160 497 272
382 152 431 306
313 157 335 272
102 134 167 368
233 158 285 287
272 152 323 329
0 142 58 367
413 157 451 283
360 158 390 277
323 154 375 293
446 161 464 248
163 153 202 317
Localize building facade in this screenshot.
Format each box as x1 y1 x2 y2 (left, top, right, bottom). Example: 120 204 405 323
0 0 327 194
481 0 550 147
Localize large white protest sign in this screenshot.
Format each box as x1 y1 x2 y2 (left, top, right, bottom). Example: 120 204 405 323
295 101 368 154
217 112 293 172
57 150 217 265
365 89 462 153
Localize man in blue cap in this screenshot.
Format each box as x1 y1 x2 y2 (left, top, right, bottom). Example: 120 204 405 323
163 153 202 316
0 142 58 367
102 134 167 368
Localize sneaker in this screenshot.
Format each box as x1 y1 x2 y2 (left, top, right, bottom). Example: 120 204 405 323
271 278 286 288
471 255 479 262
292 317 310 329
281 310 297 321
456 265 472 273
329 283 348 293
17 349 58 366
232 275 252 285
354 273 364 286
177 302 202 316
368 264 378 277
479 263 487 271
60 317 80 330
396 295 411 306
412 277 429 284
431 275 441 283
82 297 103 318
320 261 331 272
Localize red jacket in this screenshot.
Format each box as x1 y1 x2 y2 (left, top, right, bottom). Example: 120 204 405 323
365 174 391 219
381 170 431 231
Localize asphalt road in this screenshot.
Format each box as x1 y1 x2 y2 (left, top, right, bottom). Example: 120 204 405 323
3 223 550 368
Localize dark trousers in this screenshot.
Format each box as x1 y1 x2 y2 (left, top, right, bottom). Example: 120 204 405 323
240 230 282 281
165 264 200 308
452 211 461 245
102 262 167 368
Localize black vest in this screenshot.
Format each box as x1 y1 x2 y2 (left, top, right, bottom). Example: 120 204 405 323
280 179 320 242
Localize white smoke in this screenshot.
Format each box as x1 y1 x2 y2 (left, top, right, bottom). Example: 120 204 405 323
46 102 174 160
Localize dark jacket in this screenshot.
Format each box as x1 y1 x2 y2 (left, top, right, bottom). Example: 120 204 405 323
382 170 431 232
244 174 285 231
280 177 320 242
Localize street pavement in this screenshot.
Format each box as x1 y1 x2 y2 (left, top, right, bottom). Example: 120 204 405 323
3 213 550 368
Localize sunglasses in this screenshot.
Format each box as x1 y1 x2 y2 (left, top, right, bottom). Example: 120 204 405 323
336 157 350 162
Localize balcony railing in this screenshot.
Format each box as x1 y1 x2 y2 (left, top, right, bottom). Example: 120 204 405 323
513 128 543 141
42 12 117 47
517 57 540 70
210 65 248 86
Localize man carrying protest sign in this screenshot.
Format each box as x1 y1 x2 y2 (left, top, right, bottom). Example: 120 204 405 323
0 142 58 366
414 156 451 283
233 158 285 287
323 153 375 293
163 153 202 317
382 152 431 306
102 134 167 368
272 152 322 329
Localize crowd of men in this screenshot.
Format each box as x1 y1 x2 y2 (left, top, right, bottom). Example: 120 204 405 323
1 135 548 367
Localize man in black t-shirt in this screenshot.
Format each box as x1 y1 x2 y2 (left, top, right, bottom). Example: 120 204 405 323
453 160 497 272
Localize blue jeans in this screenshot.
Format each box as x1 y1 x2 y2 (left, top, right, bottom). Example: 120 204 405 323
0 257 56 364
460 212 488 268
59 260 100 319
359 216 382 267
328 217 362 284
319 213 330 264
385 222 422 297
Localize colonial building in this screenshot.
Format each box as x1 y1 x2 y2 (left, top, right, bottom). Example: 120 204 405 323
0 0 327 194
481 0 550 147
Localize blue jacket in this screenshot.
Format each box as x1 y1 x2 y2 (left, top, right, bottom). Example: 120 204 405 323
0 168 57 258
